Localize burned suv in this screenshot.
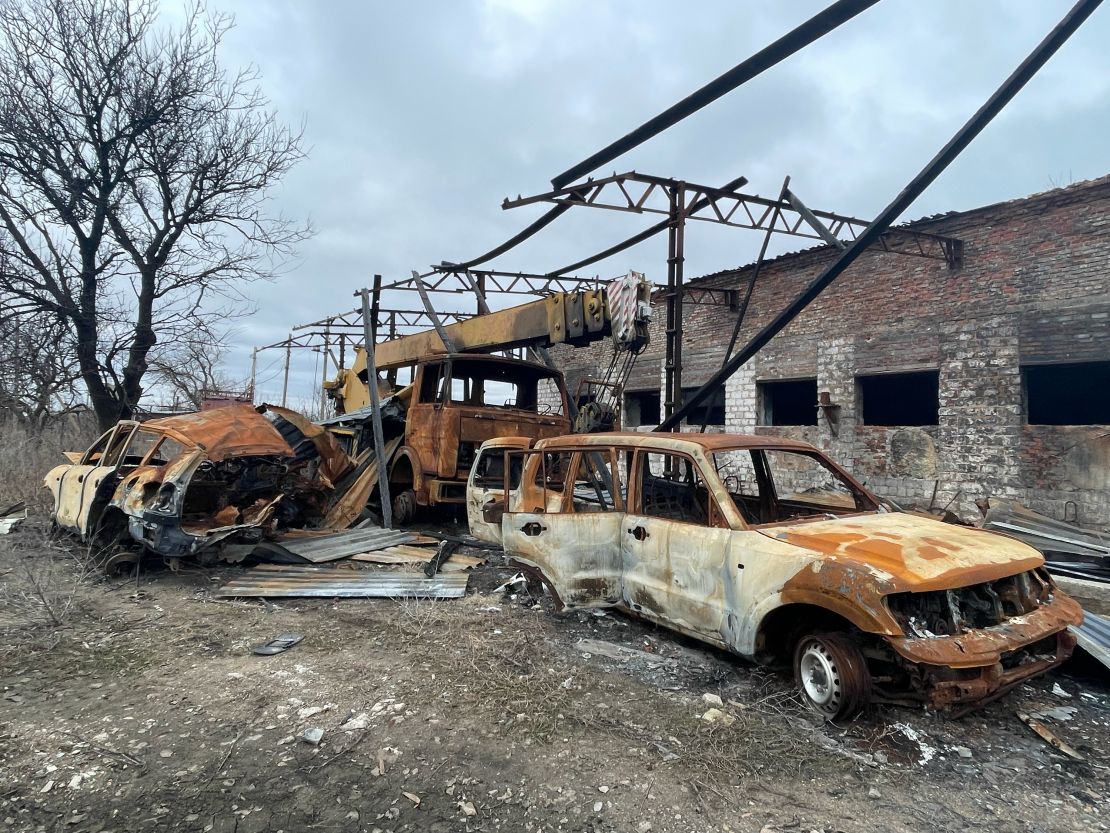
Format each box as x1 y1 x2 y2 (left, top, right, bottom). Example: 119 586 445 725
469 432 1082 718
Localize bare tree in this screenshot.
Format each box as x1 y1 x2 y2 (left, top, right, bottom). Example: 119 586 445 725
146 333 246 410
0 0 308 430
0 292 83 426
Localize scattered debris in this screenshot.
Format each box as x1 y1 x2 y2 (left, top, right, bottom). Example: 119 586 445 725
215 564 470 598
339 713 370 731
982 499 1110 583
251 633 304 656
574 639 678 667
1052 682 1072 698
700 708 736 726
402 791 421 807
493 572 528 594
892 723 937 766
300 727 324 746
374 747 401 777
0 501 27 534
1018 712 1084 761
1029 705 1078 722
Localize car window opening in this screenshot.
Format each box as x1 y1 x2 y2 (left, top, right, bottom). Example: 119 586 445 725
713 448 876 525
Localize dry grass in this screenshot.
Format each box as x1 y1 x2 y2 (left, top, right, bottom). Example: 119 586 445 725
366 595 846 782
0 413 97 511
0 523 98 670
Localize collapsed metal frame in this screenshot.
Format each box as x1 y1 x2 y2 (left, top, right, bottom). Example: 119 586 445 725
252 299 475 409
293 0 1098 529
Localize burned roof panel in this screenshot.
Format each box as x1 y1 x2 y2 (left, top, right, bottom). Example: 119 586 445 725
146 404 293 462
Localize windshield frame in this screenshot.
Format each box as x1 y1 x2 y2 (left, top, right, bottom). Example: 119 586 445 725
710 444 881 528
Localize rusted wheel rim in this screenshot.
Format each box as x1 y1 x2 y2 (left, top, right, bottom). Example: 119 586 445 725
799 640 842 715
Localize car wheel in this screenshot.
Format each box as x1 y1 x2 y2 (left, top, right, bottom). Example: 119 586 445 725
793 633 870 721
391 489 417 526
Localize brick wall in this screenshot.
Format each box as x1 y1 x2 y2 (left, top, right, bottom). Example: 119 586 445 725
551 176 1110 531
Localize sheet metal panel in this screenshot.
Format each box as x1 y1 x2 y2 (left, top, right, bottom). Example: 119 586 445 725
255 528 416 563
1072 610 1110 671
216 565 469 598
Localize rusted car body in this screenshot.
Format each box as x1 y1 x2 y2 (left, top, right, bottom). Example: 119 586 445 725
45 405 352 563
471 432 1081 717
328 354 571 522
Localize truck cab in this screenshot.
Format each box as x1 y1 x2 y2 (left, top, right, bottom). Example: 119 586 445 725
388 354 571 518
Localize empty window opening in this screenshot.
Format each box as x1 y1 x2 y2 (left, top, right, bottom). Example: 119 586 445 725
1024 362 1110 425
858 371 939 426
624 391 661 427
637 451 716 526
681 387 725 426
758 379 818 426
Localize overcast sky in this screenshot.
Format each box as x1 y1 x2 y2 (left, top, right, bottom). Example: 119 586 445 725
200 0 1110 406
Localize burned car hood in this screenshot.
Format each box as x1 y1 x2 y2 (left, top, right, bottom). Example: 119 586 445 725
759 512 1045 593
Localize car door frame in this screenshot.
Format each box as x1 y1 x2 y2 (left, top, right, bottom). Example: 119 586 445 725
500 446 625 609
55 422 139 535
621 446 737 648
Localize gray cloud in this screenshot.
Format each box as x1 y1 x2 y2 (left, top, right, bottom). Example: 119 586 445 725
202 0 1109 403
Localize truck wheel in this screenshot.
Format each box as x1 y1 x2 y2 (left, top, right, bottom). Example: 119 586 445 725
391 489 417 526
793 633 870 721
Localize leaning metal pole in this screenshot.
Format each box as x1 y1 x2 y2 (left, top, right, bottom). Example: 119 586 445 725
551 0 880 188
657 0 1102 432
359 287 394 528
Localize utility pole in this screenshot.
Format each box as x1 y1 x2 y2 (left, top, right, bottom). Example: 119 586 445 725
249 348 258 403
281 338 291 408
359 287 393 528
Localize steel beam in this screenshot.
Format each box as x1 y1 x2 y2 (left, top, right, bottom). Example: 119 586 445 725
551 0 881 188
504 171 962 268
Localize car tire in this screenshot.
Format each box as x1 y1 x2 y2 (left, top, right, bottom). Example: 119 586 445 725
391 489 417 526
793 633 870 721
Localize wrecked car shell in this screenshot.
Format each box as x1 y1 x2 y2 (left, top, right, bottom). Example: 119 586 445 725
479 432 1082 717
45 405 351 560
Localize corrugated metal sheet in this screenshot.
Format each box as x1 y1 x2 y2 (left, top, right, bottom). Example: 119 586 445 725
1072 611 1110 671
983 500 1110 583
254 527 416 564
216 564 469 598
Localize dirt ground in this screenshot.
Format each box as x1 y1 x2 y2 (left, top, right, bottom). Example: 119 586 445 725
1 522 1108 833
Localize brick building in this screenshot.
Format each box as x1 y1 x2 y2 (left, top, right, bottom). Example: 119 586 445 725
549 176 1110 531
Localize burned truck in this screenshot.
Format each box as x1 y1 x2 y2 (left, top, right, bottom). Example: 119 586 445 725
324 353 571 523
323 275 653 523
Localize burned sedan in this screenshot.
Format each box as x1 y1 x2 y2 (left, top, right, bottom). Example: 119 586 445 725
473 432 1082 718
45 404 352 566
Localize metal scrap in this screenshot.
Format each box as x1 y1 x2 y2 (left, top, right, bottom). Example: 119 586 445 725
983 499 1110 583
1018 712 1085 761
1071 609 1110 671
0 501 27 534
251 527 416 564
349 544 484 573
216 564 469 598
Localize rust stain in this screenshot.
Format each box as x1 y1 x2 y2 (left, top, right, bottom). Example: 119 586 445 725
144 404 293 462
